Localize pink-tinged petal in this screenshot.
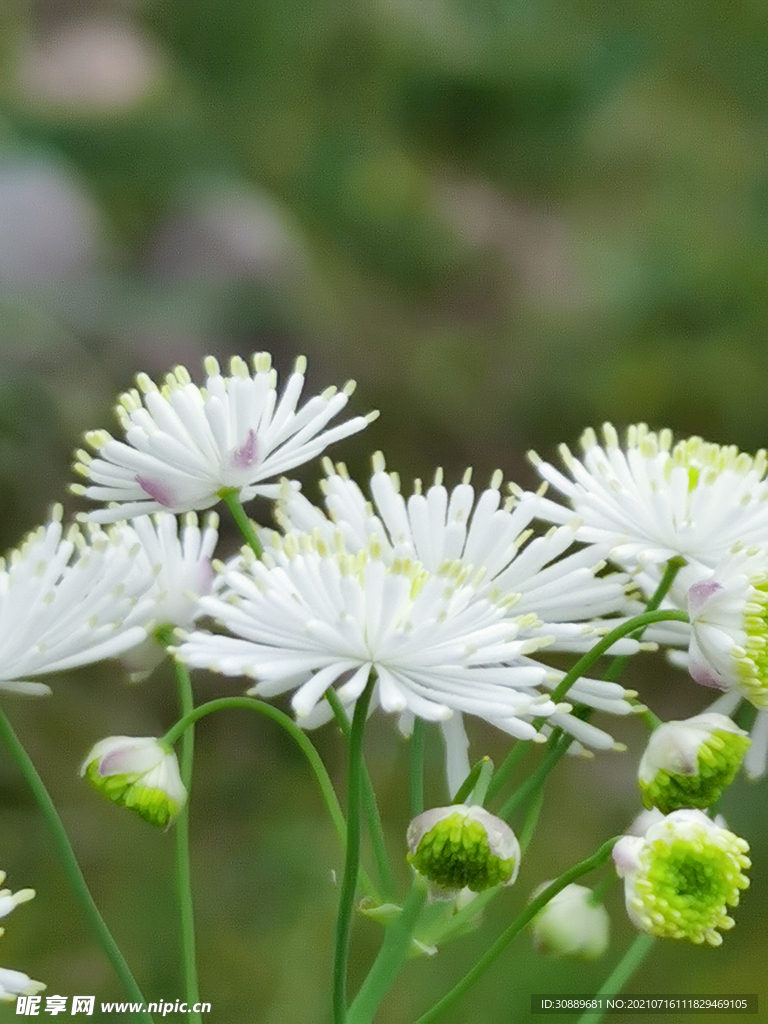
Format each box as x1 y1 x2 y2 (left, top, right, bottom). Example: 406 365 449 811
612 835 642 875
689 655 729 691
136 475 177 507
688 578 723 616
230 429 259 469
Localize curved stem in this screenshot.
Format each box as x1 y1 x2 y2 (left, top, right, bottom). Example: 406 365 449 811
413 837 620 1024
173 662 201 1024
162 696 375 898
576 934 656 1024
548 609 689 706
602 557 685 684
218 488 264 557
0 711 153 1022
333 678 376 1024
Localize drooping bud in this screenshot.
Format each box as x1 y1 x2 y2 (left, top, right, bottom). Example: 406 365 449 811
638 713 750 814
530 883 610 959
613 809 750 946
81 736 186 827
406 805 520 900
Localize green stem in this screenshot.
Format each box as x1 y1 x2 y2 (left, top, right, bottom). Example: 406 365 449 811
548 609 688 706
485 740 530 803
409 719 425 817
218 488 264 557
497 732 571 821
326 689 394 899
161 696 375 898
413 837 620 1024
488 607 688 810
333 679 376 1024
347 879 428 1024
576 934 656 1024
0 711 153 1022
173 662 201 1023
602 557 685 684
518 786 544 854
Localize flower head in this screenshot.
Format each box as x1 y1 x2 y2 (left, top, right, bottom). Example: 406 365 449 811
406 805 520 899
530 424 768 572
117 512 219 679
175 532 567 742
273 455 643 757
72 353 377 522
638 713 750 813
530 883 610 959
82 736 186 827
612 809 750 945
686 545 768 707
0 507 154 695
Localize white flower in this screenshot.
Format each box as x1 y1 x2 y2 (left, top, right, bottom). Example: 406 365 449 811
274 454 643 762
406 805 520 899
686 545 768 706
0 967 45 1001
638 712 750 813
82 736 186 827
613 809 750 945
0 507 154 695
530 883 610 959
0 872 44 1001
72 353 377 522
530 423 768 573
116 512 219 679
0 872 35 929
175 532 569 746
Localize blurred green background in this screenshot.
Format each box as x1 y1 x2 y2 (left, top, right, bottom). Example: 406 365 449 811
1 0 767 1020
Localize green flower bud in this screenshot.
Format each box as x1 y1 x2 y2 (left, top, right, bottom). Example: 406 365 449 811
407 805 519 900
82 736 186 827
639 713 750 814
613 809 750 946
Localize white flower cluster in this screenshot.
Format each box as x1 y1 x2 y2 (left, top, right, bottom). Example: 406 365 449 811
530 423 768 777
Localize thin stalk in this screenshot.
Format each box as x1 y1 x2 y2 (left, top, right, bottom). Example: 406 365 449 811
497 732 572 822
413 837 620 1024
326 689 394 899
548 609 689 706
409 719 425 818
218 488 264 557
577 934 656 1024
485 740 531 803
518 786 544 854
173 662 201 1023
0 711 152 1021
347 880 428 1024
602 557 685 684
333 679 376 1024
161 696 375 898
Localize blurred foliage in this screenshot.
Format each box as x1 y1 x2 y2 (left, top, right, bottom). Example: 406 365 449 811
0 0 767 1020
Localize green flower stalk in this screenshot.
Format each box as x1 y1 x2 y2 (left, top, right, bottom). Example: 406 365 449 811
638 713 750 813
613 810 750 946
82 736 186 827
407 805 519 900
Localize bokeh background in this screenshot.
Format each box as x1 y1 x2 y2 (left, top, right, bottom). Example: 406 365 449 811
1 0 767 1020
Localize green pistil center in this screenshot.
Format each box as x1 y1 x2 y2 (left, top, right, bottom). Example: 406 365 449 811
634 834 750 945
